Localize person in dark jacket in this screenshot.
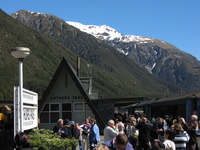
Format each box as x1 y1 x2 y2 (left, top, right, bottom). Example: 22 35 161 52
179 116 198 150
53 119 69 138
135 116 152 150
103 133 134 150
14 132 33 150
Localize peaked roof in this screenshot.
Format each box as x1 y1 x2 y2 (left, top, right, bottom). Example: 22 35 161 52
39 57 105 129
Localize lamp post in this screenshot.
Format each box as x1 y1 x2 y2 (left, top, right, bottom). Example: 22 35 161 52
11 47 30 132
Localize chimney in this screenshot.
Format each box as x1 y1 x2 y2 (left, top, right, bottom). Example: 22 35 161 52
77 56 80 77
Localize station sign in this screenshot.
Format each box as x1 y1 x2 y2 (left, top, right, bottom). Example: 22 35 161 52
14 86 38 135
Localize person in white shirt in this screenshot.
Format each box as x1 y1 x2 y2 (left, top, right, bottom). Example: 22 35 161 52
155 129 176 150
104 119 119 142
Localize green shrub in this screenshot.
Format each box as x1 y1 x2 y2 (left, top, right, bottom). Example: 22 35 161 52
28 129 78 150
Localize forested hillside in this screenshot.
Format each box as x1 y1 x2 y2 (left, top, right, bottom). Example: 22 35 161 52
0 9 182 100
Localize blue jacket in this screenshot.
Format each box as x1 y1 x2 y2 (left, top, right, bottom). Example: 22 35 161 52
89 124 100 143
103 139 134 150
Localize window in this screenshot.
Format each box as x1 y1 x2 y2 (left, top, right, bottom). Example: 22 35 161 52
40 103 60 123
51 104 59 111
62 103 71 111
40 103 73 123
43 104 49 111
74 102 84 112
40 112 49 123
62 103 72 120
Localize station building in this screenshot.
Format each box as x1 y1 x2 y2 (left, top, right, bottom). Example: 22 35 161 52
37 57 143 132
126 91 200 122
38 57 105 130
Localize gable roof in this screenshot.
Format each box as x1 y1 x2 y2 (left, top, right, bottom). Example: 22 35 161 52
39 57 105 129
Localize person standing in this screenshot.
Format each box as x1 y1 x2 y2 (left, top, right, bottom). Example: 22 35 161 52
80 118 91 150
179 116 198 150
154 129 176 150
75 123 84 150
164 115 172 129
104 119 119 142
173 123 190 150
53 119 69 138
135 116 152 150
126 117 138 150
118 121 125 134
89 118 100 150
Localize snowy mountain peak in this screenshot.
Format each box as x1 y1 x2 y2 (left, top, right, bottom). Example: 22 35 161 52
66 21 153 43
66 21 123 40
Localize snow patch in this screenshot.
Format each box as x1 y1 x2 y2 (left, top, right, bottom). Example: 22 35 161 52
66 21 153 44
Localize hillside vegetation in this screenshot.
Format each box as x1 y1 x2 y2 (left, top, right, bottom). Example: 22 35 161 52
0 9 182 101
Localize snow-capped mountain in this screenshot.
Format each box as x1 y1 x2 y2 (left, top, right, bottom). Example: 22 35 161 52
65 21 200 92
10 10 200 92
66 21 154 44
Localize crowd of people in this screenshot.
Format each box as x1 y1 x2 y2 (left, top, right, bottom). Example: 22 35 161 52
108 112 200 150
52 117 100 150
14 112 200 150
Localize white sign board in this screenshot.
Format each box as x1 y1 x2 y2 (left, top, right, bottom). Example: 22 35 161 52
23 88 38 105
14 86 38 135
23 106 38 131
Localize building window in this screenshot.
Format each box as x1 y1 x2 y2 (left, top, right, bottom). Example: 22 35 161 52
40 112 49 123
43 104 49 111
50 104 59 123
74 102 84 112
40 103 74 123
40 103 60 123
62 103 72 120
51 104 59 111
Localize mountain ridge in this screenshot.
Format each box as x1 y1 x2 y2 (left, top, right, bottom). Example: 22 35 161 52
65 21 200 91
0 9 184 100
66 21 179 50
10 10 200 92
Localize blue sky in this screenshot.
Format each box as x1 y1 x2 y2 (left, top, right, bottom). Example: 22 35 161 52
1 0 200 61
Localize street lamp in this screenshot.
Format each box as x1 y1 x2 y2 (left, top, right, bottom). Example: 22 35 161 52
11 47 30 132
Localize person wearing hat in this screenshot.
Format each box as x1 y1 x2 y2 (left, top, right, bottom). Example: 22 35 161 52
64 119 75 138
53 119 69 138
